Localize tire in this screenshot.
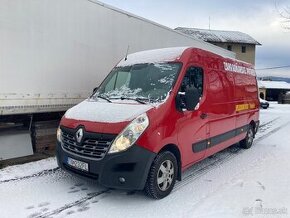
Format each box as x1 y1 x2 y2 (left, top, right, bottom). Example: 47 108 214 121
144 151 178 199
240 125 254 149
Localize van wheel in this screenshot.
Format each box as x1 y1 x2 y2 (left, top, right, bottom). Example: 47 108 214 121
240 125 254 149
144 151 177 199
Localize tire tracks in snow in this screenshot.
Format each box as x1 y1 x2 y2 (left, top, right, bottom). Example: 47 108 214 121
259 116 280 128
255 121 289 143
30 189 110 218
0 167 60 184
174 147 240 191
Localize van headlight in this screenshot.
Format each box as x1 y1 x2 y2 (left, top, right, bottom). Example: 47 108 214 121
108 113 149 154
56 127 62 143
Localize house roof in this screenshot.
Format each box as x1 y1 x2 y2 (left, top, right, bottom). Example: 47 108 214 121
258 80 290 89
175 27 261 45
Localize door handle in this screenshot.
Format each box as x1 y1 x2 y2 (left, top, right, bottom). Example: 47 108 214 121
200 113 207 119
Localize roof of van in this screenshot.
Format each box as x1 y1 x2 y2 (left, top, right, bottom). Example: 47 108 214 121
117 47 189 67
175 27 261 45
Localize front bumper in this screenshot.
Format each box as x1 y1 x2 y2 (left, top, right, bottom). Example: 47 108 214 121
56 142 156 190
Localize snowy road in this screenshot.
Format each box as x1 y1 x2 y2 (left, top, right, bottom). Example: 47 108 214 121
1 103 290 218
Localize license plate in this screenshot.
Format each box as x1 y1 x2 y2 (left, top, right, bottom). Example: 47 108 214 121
67 157 89 172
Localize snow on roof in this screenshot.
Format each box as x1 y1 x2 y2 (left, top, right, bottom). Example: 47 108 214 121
258 80 290 89
117 47 188 67
175 27 261 45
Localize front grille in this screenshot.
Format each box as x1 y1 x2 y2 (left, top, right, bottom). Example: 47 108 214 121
61 128 117 160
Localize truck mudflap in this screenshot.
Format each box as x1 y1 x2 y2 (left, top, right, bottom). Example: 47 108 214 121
56 143 156 190
0 128 33 160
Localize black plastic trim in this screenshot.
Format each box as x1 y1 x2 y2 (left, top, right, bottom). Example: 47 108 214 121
192 124 249 153
192 140 208 153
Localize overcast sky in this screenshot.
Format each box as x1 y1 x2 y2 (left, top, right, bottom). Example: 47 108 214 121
100 0 290 78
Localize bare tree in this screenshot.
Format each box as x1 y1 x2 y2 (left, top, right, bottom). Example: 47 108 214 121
276 1 290 29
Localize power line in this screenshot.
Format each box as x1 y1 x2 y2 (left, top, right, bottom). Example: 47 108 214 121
256 65 290 71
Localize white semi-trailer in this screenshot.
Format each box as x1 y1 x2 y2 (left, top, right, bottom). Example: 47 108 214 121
0 0 234 160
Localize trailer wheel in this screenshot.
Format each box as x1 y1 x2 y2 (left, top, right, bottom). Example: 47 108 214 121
240 125 254 149
144 151 177 199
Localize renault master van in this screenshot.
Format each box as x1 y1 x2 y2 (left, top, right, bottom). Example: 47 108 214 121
56 47 260 199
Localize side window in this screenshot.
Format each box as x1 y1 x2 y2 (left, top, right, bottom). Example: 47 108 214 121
180 66 203 97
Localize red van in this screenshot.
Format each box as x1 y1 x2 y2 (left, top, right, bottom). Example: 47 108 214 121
56 47 259 199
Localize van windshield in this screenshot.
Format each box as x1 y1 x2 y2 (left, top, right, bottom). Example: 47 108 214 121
93 63 181 103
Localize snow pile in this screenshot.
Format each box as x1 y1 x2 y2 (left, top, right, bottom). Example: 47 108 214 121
117 47 188 67
64 99 152 123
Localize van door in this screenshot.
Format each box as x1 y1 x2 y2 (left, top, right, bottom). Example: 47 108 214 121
205 68 236 156
176 66 209 167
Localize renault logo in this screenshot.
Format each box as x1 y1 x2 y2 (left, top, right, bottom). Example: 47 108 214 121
76 128 84 143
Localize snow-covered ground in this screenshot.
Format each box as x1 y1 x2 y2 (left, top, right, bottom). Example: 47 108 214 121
1 103 290 218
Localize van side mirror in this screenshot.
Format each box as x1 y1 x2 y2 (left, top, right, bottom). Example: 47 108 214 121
185 86 199 111
176 86 200 112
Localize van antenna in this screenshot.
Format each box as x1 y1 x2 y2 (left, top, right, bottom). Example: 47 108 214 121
125 45 130 61
209 16 211 30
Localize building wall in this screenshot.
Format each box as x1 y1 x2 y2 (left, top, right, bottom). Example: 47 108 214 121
211 42 256 65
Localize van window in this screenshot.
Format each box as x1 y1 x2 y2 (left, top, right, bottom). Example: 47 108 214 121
180 66 203 97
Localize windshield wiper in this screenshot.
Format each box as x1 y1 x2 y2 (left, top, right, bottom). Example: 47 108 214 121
110 96 148 104
121 97 147 104
136 97 152 104
96 95 112 103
